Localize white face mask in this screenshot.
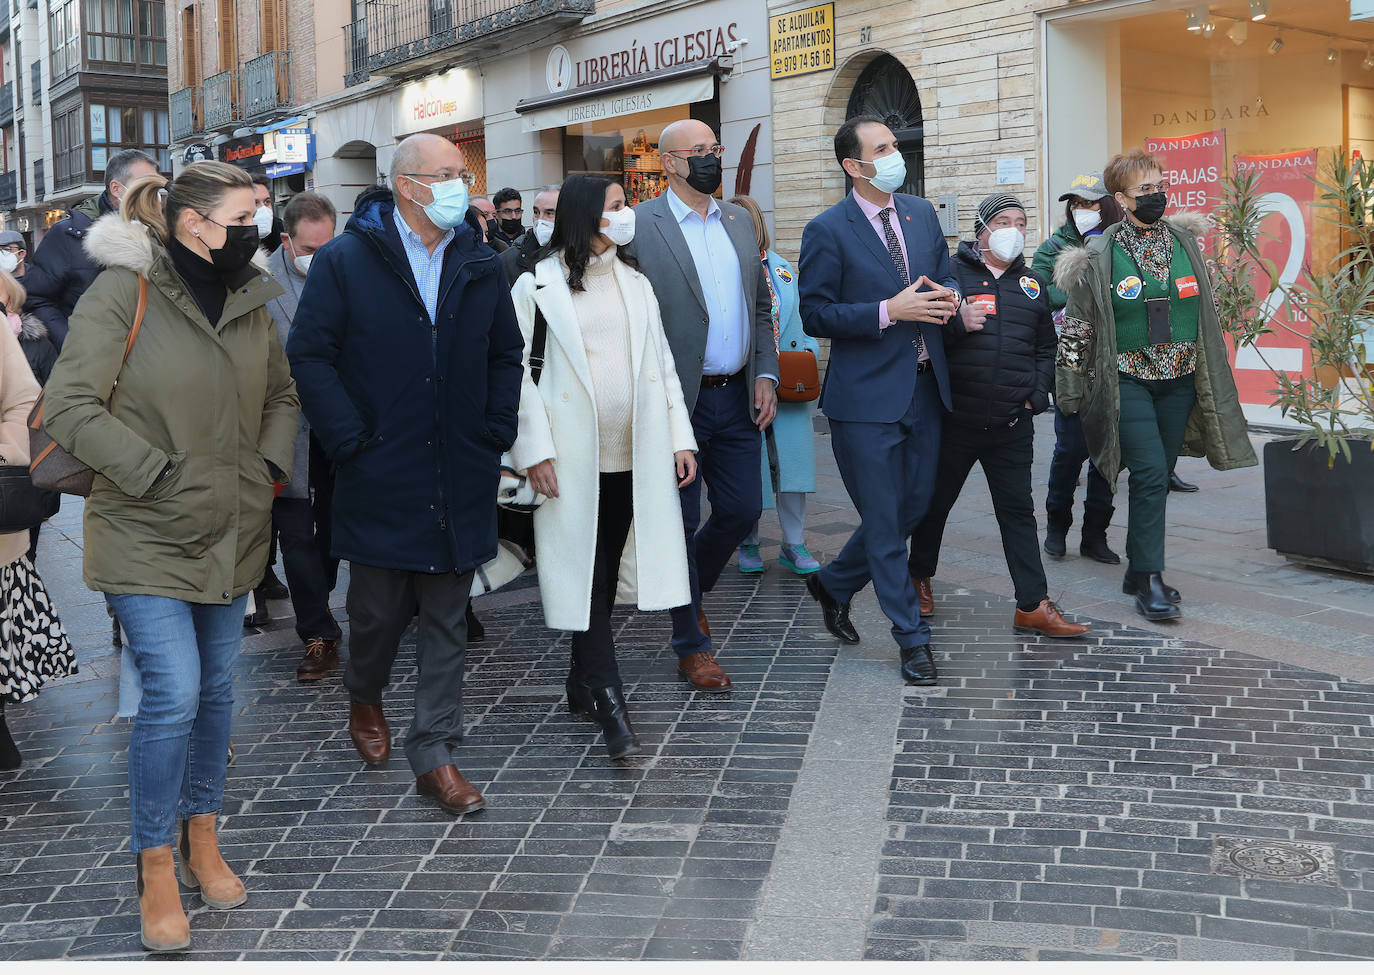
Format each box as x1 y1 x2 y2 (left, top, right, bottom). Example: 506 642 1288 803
852 152 907 195
0 251 18 274
254 205 274 239
600 208 636 247
533 219 555 247
1073 208 1102 236
986 226 1026 263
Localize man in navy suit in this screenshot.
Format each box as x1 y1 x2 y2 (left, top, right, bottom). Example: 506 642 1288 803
799 115 961 685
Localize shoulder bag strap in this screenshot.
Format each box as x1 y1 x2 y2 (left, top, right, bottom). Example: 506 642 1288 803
530 304 548 386
123 275 148 364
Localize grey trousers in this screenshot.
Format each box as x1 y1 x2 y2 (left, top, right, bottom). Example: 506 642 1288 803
343 562 475 777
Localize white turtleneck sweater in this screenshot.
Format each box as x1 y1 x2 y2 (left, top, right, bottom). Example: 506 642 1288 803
567 247 634 472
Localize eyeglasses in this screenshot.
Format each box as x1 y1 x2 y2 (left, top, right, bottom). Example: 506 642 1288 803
663 145 725 160
498 207 524 218
1130 181 1171 195
403 172 477 188
0 245 21 253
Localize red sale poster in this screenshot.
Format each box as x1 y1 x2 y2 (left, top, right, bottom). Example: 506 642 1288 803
1144 129 1226 230
1229 149 1320 406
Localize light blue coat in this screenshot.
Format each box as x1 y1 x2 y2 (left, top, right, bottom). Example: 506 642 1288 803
761 250 820 505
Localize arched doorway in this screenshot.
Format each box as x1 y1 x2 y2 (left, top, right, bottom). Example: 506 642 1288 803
844 54 925 198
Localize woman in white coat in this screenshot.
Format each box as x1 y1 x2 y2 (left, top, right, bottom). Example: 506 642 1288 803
508 173 698 760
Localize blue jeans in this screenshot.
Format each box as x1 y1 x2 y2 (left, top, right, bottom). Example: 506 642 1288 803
1046 407 1113 515
108 593 248 853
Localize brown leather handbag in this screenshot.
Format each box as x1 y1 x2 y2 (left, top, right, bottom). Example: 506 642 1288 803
29 275 148 497
776 348 820 403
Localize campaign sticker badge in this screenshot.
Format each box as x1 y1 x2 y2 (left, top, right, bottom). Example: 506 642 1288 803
972 294 997 316
775 266 793 284
1176 275 1199 299
1116 275 1143 300
1019 276 1041 300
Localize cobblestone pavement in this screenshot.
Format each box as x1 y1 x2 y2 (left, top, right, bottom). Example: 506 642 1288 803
1 413 1372 960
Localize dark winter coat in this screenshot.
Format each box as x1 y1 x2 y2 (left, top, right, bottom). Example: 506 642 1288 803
942 242 1057 430
15 312 57 386
22 193 112 350
1030 221 1085 311
286 188 525 575
499 229 542 287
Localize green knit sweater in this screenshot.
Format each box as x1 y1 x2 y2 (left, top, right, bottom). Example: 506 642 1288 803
1109 242 1200 353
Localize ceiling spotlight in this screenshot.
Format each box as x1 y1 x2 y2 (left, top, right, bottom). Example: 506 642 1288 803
1363 48 1374 71
1328 47 1340 63
1186 5 1203 31
1201 18 1217 38
1268 33 1283 55
1249 0 1269 21
1227 20 1249 46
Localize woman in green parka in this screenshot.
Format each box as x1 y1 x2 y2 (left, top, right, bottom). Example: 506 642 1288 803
1051 147 1256 622
43 163 298 952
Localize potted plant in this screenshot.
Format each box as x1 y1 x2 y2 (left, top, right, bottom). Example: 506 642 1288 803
1211 155 1374 575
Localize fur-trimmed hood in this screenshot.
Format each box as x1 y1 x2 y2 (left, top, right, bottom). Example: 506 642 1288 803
1051 211 1211 295
82 212 272 279
18 312 48 342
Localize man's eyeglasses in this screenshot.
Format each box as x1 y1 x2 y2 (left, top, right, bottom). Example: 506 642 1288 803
498 207 524 218
403 172 477 188
663 145 725 160
1130 181 1171 195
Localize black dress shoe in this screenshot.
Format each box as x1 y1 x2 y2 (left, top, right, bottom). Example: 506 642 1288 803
589 685 641 760
805 574 860 644
260 566 290 600
1122 569 1180 604
899 645 938 686
1168 472 1199 493
465 604 486 645
243 588 270 629
1130 572 1182 621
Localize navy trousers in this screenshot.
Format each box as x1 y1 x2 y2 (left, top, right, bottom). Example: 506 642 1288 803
1046 408 1114 515
670 379 764 658
820 370 943 650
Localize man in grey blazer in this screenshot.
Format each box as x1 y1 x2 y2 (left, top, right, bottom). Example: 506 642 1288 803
627 119 778 692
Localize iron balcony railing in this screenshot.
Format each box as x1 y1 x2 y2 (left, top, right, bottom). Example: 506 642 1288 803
203 69 240 129
347 0 593 80
0 171 17 210
171 86 203 142
242 51 292 121
344 15 368 86
0 82 12 128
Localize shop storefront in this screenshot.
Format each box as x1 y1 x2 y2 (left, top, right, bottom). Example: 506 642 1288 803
395 66 488 193
1041 0 1374 423
481 1 772 217
216 118 316 208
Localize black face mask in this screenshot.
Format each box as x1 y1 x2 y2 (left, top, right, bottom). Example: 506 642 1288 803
1131 192 1168 226
681 154 722 195
205 221 260 274
500 218 523 239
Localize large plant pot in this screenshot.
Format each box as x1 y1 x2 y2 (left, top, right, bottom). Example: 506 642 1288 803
1264 438 1374 575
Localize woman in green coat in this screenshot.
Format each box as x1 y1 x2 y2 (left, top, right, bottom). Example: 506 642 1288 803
1052 147 1256 622
43 163 298 952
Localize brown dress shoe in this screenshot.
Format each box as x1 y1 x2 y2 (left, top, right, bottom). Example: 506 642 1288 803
678 651 732 692
697 607 711 637
913 576 935 617
348 700 390 764
296 637 340 682
1014 599 1092 639
416 764 485 815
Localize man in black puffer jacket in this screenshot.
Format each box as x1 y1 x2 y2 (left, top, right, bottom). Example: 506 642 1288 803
907 194 1091 639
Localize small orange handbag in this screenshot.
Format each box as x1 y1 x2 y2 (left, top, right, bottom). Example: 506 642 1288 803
776 349 820 403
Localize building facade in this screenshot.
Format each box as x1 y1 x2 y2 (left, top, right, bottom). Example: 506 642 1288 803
1 0 171 246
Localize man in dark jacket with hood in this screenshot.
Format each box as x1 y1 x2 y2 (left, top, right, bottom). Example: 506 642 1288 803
907 194 1092 639
287 133 524 817
498 183 559 286
22 149 159 350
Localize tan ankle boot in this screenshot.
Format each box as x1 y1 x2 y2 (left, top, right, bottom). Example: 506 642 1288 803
137 845 190 952
178 814 247 910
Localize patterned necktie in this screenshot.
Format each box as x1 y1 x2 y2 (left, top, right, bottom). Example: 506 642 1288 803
879 208 909 287
879 207 923 357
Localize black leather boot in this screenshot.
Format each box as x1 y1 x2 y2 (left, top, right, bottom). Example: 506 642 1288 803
1043 507 1072 558
1122 569 1180 604
565 656 595 721
1129 571 1182 621
1079 505 1121 565
465 604 486 645
589 685 641 760
0 707 20 771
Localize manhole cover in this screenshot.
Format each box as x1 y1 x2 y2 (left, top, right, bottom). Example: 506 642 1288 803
1211 836 1338 885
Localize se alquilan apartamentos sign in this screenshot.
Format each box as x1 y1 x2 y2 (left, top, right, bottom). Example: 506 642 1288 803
770 3 835 80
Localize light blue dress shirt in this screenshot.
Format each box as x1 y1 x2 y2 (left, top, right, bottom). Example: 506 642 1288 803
393 206 455 325
665 188 750 377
